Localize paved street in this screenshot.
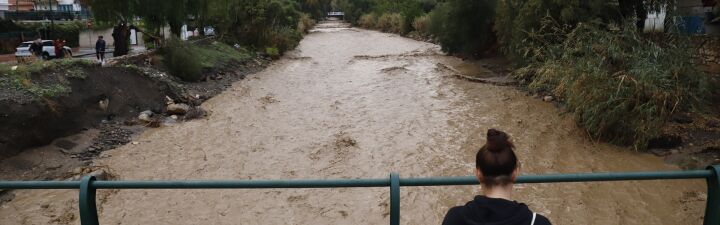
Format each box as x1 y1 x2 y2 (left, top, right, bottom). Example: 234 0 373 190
0 46 146 64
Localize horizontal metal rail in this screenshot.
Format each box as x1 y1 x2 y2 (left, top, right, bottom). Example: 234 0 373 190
0 166 718 225
1 170 712 189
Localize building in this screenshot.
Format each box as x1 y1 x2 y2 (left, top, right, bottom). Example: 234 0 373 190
0 0 9 11
8 0 34 11
33 0 83 12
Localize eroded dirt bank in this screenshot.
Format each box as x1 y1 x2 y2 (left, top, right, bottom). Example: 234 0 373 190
0 20 706 225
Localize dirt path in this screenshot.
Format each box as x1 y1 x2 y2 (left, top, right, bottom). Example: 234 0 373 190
0 21 706 225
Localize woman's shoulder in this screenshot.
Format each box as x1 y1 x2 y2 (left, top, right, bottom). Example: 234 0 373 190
534 213 552 225
441 206 467 225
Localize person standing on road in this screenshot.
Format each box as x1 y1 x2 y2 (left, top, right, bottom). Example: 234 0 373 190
95 36 106 63
30 38 43 61
54 39 65 59
442 129 552 225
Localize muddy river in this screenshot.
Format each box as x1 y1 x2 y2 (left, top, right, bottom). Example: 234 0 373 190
0 21 707 225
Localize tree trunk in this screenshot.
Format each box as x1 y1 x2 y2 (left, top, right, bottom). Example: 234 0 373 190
618 0 647 31
112 22 131 57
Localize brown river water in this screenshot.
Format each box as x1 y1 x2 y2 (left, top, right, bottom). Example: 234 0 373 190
0 20 707 225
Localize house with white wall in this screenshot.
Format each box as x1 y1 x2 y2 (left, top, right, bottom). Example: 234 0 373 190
34 0 84 12
0 0 9 11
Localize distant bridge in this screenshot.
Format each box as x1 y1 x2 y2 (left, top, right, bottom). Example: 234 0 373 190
327 11 345 20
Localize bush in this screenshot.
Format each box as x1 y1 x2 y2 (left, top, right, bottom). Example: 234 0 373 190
19 21 83 47
297 13 316 34
195 41 252 68
428 0 496 57
377 13 405 34
515 21 709 149
358 13 377 29
266 47 280 59
495 0 620 63
162 39 203 82
263 26 302 54
412 14 430 36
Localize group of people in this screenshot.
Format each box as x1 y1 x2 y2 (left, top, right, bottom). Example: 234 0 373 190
26 36 106 63
27 38 69 61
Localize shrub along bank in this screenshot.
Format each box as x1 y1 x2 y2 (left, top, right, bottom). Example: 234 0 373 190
335 0 713 150
513 21 708 149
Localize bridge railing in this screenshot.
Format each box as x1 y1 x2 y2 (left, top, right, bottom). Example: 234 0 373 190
1 165 718 225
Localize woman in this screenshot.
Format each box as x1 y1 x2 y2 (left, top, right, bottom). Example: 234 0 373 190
442 129 551 225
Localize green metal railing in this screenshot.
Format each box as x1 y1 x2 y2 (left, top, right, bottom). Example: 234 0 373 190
1 165 718 225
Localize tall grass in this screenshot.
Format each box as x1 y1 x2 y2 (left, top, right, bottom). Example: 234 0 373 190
358 13 378 29
358 13 406 34
412 14 430 36
297 13 316 34
377 13 406 34
514 21 709 149
162 39 203 82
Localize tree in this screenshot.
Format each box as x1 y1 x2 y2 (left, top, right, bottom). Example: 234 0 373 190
494 0 672 63
428 0 496 57
83 0 198 56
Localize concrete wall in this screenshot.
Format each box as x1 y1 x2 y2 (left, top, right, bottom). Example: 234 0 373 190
79 29 114 48
78 26 175 48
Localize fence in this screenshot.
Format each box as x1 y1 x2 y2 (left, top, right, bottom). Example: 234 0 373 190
1 165 718 225
5 11 90 21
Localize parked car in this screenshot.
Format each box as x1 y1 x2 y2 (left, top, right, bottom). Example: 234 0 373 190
15 40 73 61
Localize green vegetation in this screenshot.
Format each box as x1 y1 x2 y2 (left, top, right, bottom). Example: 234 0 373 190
298 13 317 34
85 0 316 56
411 14 430 37
77 0 710 149
427 0 496 57
341 0 427 34
194 41 253 68
161 39 203 82
514 21 708 149
160 39 255 81
16 21 84 47
337 0 710 149
266 47 281 59
0 59 94 98
1 20 83 54
376 13 405 34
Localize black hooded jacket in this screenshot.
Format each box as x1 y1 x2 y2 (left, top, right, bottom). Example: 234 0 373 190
442 196 551 225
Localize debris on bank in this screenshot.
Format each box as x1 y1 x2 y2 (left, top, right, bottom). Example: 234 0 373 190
0 40 271 164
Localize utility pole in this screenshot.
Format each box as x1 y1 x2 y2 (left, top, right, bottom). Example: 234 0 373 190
48 0 54 39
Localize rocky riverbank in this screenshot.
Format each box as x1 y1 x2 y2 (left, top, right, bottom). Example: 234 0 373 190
0 46 271 183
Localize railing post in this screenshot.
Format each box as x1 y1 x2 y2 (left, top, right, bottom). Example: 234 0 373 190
390 172 400 225
79 176 99 225
705 165 720 225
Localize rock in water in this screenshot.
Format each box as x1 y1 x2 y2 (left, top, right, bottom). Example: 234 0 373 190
98 98 109 111
167 103 190 115
138 110 153 122
87 169 107 180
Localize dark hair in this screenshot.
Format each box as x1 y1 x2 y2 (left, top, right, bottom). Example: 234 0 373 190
99 36 103 39
476 129 518 186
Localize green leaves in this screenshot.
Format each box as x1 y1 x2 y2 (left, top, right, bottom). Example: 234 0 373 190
516 22 708 149
427 0 497 57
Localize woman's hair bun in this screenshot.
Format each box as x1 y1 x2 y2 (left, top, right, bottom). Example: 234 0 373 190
485 129 510 153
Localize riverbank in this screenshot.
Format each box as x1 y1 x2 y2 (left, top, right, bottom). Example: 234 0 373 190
0 20 706 225
0 42 271 183
363 22 720 170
